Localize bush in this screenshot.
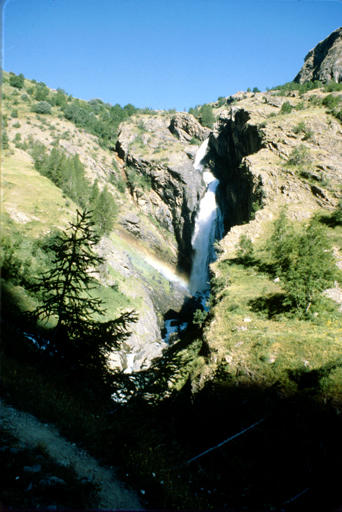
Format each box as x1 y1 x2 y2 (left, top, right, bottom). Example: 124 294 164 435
32 101 52 114
2 130 9 149
268 212 339 315
322 94 342 110
10 110 18 118
280 101 292 114
34 83 49 101
200 104 215 129
288 144 311 166
324 81 342 93
9 74 25 89
236 234 254 262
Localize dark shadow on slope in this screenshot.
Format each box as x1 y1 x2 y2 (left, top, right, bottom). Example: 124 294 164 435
3 279 342 512
319 212 342 228
248 292 291 318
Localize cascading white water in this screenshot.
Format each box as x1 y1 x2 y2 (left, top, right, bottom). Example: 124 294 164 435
189 139 223 296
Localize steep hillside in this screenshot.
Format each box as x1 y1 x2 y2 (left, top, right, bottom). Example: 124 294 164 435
2 64 342 511
1 71 203 371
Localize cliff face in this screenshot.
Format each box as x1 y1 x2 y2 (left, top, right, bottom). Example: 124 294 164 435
208 88 342 235
294 26 342 84
116 112 209 273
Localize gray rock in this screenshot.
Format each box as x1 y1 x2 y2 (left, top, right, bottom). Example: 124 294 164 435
294 26 342 84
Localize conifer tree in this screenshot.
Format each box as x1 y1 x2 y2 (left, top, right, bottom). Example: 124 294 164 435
27 210 136 387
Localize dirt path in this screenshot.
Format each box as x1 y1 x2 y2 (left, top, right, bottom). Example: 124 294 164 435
0 400 143 510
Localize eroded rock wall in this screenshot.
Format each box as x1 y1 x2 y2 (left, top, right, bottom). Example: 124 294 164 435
294 26 342 84
116 113 208 273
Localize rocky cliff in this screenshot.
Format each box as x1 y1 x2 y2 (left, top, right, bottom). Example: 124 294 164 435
116 112 209 273
294 26 342 84
208 88 342 235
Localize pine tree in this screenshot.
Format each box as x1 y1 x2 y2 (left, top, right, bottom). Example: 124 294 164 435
90 184 118 235
27 210 136 387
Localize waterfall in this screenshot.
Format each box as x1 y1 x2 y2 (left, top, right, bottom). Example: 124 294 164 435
189 139 223 297
162 138 224 343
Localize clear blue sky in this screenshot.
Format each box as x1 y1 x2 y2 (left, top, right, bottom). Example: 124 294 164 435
1 0 342 111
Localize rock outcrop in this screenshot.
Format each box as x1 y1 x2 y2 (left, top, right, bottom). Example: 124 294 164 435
116 113 208 273
208 89 342 231
294 26 342 84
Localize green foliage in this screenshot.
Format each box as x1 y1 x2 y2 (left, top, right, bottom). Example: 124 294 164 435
250 199 262 220
295 101 305 111
280 101 292 114
190 136 200 145
217 96 226 107
193 308 208 327
9 73 25 89
2 130 9 149
32 101 52 114
29 144 89 209
330 199 342 225
126 167 152 192
271 80 322 95
322 94 342 110
10 109 18 118
267 212 338 314
89 181 118 235
26 210 136 388
292 121 314 140
34 83 49 101
236 234 254 262
324 81 342 93
292 121 306 134
287 144 311 166
253 87 261 93
200 104 215 129
188 105 200 118
61 99 137 148
308 95 323 107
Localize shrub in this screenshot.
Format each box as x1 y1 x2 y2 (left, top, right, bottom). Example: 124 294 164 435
10 110 18 118
322 94 342 110
193 309 208 327
280 101 292 114
32 101 52 114
292 121 306 134
331 199 342 225
236 234 254 262
9 73 25 89
268 212 339 315
200 104 215 129
288 144 311 166
217 96 226 107
34 83 49 101
324 81 342 93
21 93 29 102
2 130 9 149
